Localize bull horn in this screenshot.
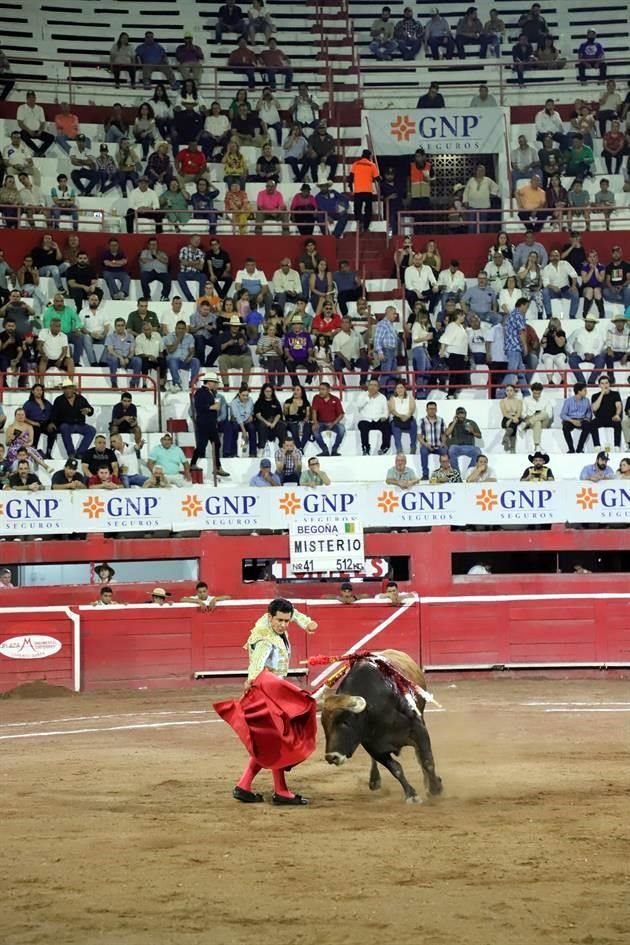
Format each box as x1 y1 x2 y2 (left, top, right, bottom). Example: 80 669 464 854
347 696 367 714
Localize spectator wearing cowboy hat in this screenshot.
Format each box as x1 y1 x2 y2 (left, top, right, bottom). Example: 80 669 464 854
150 587 172 605
283 314 317 386
190 371 230 478
95 562 116 583
217 314 252 390
520 450 555 481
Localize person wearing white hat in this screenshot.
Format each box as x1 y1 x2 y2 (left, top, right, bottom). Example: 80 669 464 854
216 314 252 390
191 371 230 477
567 313 606 385
150 587 172 604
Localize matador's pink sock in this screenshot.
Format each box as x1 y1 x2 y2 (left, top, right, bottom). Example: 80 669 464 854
237 758 262 791
272 768 294 798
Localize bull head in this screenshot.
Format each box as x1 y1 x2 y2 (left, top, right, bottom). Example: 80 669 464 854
321 694 367 766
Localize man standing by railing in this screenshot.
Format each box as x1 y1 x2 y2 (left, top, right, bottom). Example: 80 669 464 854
349 149 379 234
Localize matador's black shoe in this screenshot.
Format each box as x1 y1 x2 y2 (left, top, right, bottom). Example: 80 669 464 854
271 793 309 806
232 786 264 803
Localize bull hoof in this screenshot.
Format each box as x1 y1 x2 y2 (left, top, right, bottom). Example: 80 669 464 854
369 778 381 791
405 794 422 804
429 777 444 796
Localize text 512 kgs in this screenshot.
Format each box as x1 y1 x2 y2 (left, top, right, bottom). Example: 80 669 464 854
293 559 364 572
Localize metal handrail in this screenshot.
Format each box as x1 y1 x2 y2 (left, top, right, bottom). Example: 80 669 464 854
397 204 630 235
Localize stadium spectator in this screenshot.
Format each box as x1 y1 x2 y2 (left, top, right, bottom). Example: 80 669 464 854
148 432 191 485
100 238 130 301
542 249 579 319
110 392 143 445
357 378 390 456
51 457 86 489
134 320 166 388
17 91 54 156
228 37 258 89
312 301 342 338
215 0 246 43
455 7 488 59
369 6 396 60
6 458 42 491
216 314 252 389
580 450 614 481
597 79 622 137
175 32 204 83
567 313 605 385
520 450 554 481
255 179 289 234
176 235 206 301
315 180 349 239
561 383 593 453
37 319 73 386
224 384 257 457
373 306 400 389
115 139 141 196
394 7 423 60
483 9 505 57
307 122 338 183
271 258 302 312
250 457 281 487
564 134 594 180
604 315 630 383
446 407 481 470
125 177 161 234
385 453 420 489
275 435 302 485
618 458 630 479
484 252 515 295
512 33 536 86
81 434 119 480
283 125 309 183
102 318 141 390
205 238 233 300
79 293 108 367
416 82 445 109
500 384 522 452
463 163 499 233
54 101 84 154
430 453 462 484
69 135 96 195
513 230 548 271
404 252 438 311
592 178 615 231
300 456 330 487
425 9 455 59
0 174 19 228
15 173 44 228
247 0 274 42
604 246 630 309
577 30 606 84
87 466 121 489
518 3 548 46
259 38 292 91
253 142 280 184
29 234 62 290
49 173 78 230
104 102 130 143
517 381 553 449
516 175 547 230
590 375 622 449
181 582 229 608
602 120 626 175
436 259 465 308
135 31 176 89
109 32 136 88
469 83 497 107
254 383 285 450
417 402 446 479
51 380 95 457
466 454 496 482
0 47 12 100
331 315 369 388
349 149 379 233
22 384 56 457
4 131 38 188
440 310 469 397
581 250 606 320
279 384 309 449
534 99 567 149
388 380 416 454
461 272 497 325
283 315 316 385
163 320 201 391
290 83 319 128
312 381 345 456
138 238 171 301
537 134 562 189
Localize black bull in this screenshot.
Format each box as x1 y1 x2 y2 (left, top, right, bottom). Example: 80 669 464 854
320 651 443 802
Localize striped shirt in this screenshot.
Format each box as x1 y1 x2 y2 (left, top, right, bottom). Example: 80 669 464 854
418 416 445 448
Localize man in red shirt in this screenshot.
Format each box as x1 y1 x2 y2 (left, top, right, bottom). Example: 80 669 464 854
259 38 293 91
228 37 258 90
176 140 207 187
88 467 123 489
312 301 342 337
311 381 345 456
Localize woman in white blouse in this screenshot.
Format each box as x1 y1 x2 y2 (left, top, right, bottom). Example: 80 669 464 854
388 380 417 453
256 88 282 145
499 274 521 314
204 101 231 159
439 310 469 397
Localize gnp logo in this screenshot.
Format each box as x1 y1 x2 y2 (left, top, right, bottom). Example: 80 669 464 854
0 497 60 519
0 635 62 660
575 487 599 511
476 488 554 516
576 485 630 518
390 115 416 142
278 491 356 516
180 493 258 518
376 488 454 519
82 494 159 522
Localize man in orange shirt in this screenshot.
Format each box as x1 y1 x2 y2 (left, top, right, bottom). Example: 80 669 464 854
516 173 548 232
349 149 380 233
54 101 85 154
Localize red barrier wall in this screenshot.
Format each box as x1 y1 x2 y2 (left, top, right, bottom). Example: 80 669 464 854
0 610 75 690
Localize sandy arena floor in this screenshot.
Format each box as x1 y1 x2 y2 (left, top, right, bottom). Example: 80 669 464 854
1 678 630 945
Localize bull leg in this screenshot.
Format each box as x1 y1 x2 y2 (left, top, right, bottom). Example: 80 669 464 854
371 752 418 803
368 758 381 791
412 718 443 797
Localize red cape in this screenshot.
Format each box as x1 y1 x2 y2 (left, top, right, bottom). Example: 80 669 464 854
213 670 318 769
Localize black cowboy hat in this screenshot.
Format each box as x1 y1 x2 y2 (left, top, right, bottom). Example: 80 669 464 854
528 451 549 464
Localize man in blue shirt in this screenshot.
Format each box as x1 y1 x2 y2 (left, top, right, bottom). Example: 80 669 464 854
462 273 498 325
580 450 614 481
164 320 201 391
577 30 606 84
373 306 400 389
561 382 593 453
315 180 348 238
103 318 141 389
250 457 281 487
504 298 529 390
135 31 177 89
